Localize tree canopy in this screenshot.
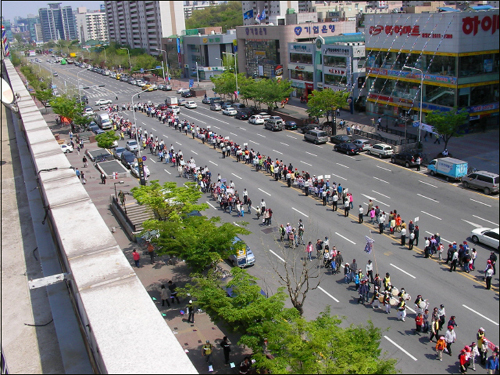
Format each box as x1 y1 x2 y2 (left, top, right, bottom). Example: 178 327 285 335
186 2 243 32
425 106 469 151
306 89 349 122
95 131 120 149
34 88 53 112
49 96 85 122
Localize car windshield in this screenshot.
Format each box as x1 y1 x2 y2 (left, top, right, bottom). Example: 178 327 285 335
317 132 327 137
128 141 137 146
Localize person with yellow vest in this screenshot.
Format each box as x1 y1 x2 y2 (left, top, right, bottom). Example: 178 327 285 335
397 297 407 321
383 273 391 291
202 340 213 365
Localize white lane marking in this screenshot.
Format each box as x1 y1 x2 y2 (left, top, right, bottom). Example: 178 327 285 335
230 132 237 136
280 142 289 146
331 173 347 181
142 121 147 126
175 141 182 146
462 305 499 326
417 193 439 203
249 140 260 145
384 336 418 361
150 159 156 163
212 125 221 129
372 190 390 199
390 263 416 279
305 151 317 157
318 286 339 303
256 133 265 137
419 180 437 188
206 201 216 209
269 249 285 263
233 222 240 227
209 161 218 166
258 188 271 196
461 219 482 228
182 113 207 124
300 161 312 166
287 135 297 139
164 169 171 175
470 198 492 207
335 232 356 245
239 128 247 131
361 194 390 208
162 134 169 138
373 176 389 184
376 165 391 172
292 207 309 218
251 206 259 212
472 215 499 226
421 211 442 220
272 149 283 155
406 306 416 314
425 231 451 244
336 163 349 169
192 111 229 124
190 150 198 155
231 173 242 180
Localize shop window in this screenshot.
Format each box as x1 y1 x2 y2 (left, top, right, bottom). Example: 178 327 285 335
324 74 347 86
426 85 455 107
427 55 456 76
290 70 313 81
470 84 498 106
459 54 499 77
323 55 347 68
290 53 312 64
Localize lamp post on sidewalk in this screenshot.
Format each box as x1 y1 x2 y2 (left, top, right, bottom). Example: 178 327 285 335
131 91 142 157
402 65 423 143
154 48 170 84
120 47 132 72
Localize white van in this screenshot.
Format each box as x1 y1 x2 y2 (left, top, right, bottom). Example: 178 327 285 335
95 113 112 130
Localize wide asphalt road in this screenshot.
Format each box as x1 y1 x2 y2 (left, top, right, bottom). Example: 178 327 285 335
40 59 499 373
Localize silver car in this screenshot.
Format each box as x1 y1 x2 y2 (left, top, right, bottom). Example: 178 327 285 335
210 103 222 111
304 129 328 144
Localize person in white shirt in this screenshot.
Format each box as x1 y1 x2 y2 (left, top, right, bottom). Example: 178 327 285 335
358 205 364 223
366 260 374 282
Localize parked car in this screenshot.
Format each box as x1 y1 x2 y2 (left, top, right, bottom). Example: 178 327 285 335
249 115 265 125
334 142 360 155
60 143 73 153
129 79 137 85
53 72 58 76
148 84 158 91
83 106 94 116
330 134 352 144
258 112 271 120
131 162 151 178
232 103 246 109
177 87 190 94
136 80 146 87
365 143 394 158
284 121 297 130
298 123 320 134
470 227 499 250
120 151 136 169
178 98 186 106
112 146 126 160
95 99 112 106
352 139 372 152
185 100 197 109
163 84 172 91
126 140 139 152
221 101 234 110
181 91 193 98
304 129 329 144
157 84 165 91
235 110 250 120
264 118 284 131
223 107 237 116
391 152 419 168
228 236 256 268
462 171 499 195
210 103 222 111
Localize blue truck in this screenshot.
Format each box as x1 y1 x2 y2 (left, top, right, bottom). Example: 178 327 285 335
427 157 468 181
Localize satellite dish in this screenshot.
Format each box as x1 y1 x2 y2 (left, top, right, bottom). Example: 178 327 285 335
1 78 15 105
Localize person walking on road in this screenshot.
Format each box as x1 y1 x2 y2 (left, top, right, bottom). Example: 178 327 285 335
358 205 363 223
445 325 457 356
132 249 140 267
400 226 407 246
344 197 350 217
450 249 459 272
485 266 494 289
436 336 446 361
220 336 231 365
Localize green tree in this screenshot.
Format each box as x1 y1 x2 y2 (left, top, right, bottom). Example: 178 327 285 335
34 88 53 113
425 106 469 151
260 78 293 111
186 2 243 32
306 89 349 123
72 114 92 129
49 96 85 122
95 131 120 149
11 51 22 67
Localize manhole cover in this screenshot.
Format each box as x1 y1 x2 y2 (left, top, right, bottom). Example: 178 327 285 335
261 227 278 234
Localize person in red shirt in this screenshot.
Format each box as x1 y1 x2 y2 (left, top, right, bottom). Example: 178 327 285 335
414 312 424 335
132 249 140 268
459 349 468 374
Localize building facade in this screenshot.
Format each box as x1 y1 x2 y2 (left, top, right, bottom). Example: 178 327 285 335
364 10 499 126
242 1 299 26
75 7 109 44
105 1 185 55
38 3 77 42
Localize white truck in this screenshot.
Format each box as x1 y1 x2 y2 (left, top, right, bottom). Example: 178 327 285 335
95 113 112 130
165 97 178 106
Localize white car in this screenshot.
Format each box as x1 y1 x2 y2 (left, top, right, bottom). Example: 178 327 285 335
83 107 94 116
61 144 73 153
185 101 197 109
169 105 180 115
126 140 139 152
352 139 372 152
471 227 499 250
223 107 237 116
95 99 112 106
365 143 394 158
148 84 158 91
177 87 190 94
249 115 265 124
178 99 186 106
131 163 150 178
136 80 146 87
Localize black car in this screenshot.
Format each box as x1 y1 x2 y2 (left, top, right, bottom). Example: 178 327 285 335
298 123 320 134
120 151 136 169
330 134 352 144
284 121 297 130
181 91 194 98
391 152 419 168
334 142 360 155
235 110 251 120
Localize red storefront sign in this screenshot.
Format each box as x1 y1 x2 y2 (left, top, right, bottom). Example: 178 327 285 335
462 14 500 35
369 93 393 102
328 68 346 75
369 24 452 39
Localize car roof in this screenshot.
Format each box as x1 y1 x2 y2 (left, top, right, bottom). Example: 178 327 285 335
473 171 499 177
354 139 370 143
374 143 392 147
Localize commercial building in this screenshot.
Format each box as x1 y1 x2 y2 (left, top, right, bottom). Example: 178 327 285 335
75 7 109 44
242 1 299 25
236 20 356 80
104 1 185 55
38 3 78 42
16 16 40 43
364 10 499 127
184 1 228 19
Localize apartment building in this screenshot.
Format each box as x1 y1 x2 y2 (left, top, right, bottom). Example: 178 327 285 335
242 1 300 25
75 7 109 44
38 3 77 42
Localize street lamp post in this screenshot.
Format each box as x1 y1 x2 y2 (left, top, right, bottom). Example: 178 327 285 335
402 65 423 143
223 52 238 101
131 91 142 157
77 69 86 99
154 48 170 84
120 48 132 72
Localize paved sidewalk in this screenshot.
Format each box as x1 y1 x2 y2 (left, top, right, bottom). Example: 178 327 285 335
46 114 252 374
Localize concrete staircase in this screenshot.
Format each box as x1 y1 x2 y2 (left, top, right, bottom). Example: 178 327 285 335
124 202 154 232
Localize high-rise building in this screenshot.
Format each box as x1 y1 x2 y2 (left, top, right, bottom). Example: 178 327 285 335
242 1 299 26
38 3 77 42
104 1 186 55
1 17 13 41
75 7 109 44
16 16 40 43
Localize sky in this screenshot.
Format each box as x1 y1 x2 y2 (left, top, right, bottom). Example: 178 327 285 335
2 1 103 21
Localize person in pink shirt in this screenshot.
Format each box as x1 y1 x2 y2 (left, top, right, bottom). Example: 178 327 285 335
306 241 313 261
